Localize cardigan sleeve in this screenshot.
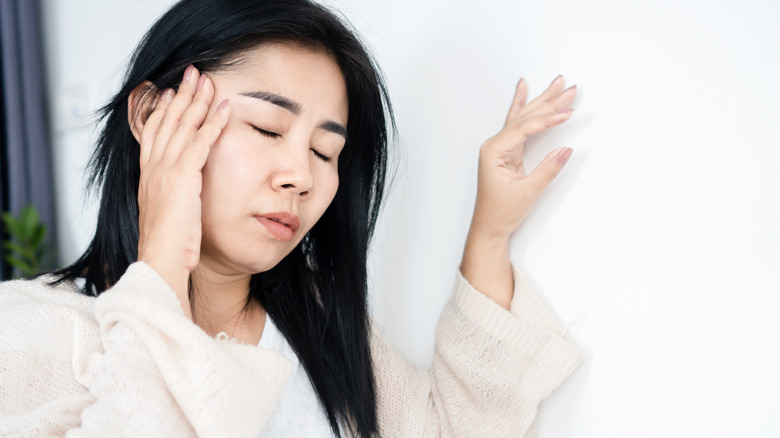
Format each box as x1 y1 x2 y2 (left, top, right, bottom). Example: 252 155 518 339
0 262 292 438
372 266 582 437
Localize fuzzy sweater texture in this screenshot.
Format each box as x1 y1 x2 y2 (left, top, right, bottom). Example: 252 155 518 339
0 262 581 437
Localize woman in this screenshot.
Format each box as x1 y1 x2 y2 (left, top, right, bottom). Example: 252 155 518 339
0 0 581 436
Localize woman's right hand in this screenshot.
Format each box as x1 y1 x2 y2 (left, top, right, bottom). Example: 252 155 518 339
133 65 230 318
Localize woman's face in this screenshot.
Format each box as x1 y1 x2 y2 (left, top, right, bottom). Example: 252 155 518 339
198 42 347 276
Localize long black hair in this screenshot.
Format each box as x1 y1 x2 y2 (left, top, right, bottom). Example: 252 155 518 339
52 0 394 436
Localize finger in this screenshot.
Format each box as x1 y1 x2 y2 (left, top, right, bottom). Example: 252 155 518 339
140 89 173 168
151 65 200 163
553 84 577 111
526 147 573 194
504 78 528 125
164 74 216 165
518 75 565 117
512 84 577 126
502 108 574 150
179 99 231 170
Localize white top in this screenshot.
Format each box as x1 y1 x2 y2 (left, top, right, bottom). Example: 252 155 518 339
0 262 582 437
255 316 334 437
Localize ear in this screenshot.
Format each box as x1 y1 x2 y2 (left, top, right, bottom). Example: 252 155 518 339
127 80 159 143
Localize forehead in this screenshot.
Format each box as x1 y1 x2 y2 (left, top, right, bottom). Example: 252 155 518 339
211 42 348 122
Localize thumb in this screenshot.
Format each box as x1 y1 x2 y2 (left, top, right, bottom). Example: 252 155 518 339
526 147 572 194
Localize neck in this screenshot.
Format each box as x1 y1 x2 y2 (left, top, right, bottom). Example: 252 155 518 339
190 263 265 341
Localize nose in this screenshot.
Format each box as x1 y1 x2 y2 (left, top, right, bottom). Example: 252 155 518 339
270 146 314 197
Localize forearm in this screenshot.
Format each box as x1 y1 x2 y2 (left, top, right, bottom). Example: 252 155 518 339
372 265 582 437
460 226 513 310
460 76 575 309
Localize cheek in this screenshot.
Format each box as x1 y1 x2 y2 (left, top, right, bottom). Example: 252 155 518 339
322 172 340 206
201 131 258 212
310 171 339 222
206 119 266 177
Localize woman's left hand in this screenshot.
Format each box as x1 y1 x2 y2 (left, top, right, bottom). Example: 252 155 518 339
461 75 577 308
470 75 577 241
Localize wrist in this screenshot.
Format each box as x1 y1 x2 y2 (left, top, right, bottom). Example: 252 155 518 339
139 258 192 318
465 221 512 250
461 228 513 310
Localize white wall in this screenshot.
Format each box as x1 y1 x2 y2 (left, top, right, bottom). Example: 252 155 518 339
41 0 780 436
40 0 179 265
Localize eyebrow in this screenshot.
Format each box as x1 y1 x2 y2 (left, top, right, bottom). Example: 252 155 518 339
239 91 347 139
240 91 301 114
319 120 347 139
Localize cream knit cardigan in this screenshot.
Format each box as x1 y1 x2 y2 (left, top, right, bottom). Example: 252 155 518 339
0 262 581 437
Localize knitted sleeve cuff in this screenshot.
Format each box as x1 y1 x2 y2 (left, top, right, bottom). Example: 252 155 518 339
449 266 583 376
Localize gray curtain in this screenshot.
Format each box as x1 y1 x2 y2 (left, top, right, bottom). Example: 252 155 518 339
0 0 55 279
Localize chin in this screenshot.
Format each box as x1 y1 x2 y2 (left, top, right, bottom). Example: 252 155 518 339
244 244 302 274
200 231 304 275
196 246 290 276
232 252 289 274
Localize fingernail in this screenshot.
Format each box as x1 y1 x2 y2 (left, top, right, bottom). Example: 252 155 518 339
517 77 524 86
565 84 577 92
556 148 573 166
163 88 174 100
197 74 206 91
556 108 574 114
216 99 230 112
551 74 563 86
183 65 194 82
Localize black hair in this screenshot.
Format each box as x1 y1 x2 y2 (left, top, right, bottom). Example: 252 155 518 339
52 0 394 436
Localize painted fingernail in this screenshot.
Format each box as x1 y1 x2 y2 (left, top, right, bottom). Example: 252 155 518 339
183 65 194 82
196 74 206 91
556 148 573 166
216 99 230 112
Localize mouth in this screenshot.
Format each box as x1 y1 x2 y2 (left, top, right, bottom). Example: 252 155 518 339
254 212 301 242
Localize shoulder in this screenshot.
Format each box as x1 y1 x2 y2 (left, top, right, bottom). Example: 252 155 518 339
0 274 100 355
0 273 96 319
0 276 103 424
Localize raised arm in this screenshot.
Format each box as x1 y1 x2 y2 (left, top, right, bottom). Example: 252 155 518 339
461 75 577 309
373 77 582 437
372 267 582 437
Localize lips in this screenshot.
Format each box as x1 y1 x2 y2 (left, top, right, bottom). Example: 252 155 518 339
255 212 301 242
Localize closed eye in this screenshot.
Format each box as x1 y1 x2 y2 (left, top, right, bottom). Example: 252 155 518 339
311 149 331 162
252 125 331 162
252 125 281 139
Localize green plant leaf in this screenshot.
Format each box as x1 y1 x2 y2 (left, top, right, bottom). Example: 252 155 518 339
20 206 39 240
3 241 34 261
6 254 33 273
1 212 12 227
20 250 38 267
2 212 23 239
2 205 54 275
31 223 46 247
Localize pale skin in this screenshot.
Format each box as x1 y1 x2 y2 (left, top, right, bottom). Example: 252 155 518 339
128 42 576 344
463 75 576 309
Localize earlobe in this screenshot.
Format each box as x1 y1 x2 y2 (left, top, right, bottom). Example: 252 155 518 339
127 80 159 142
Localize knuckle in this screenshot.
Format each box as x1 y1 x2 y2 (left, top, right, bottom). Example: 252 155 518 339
190 131 205 147
140 132 153 146
175 121 194 135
